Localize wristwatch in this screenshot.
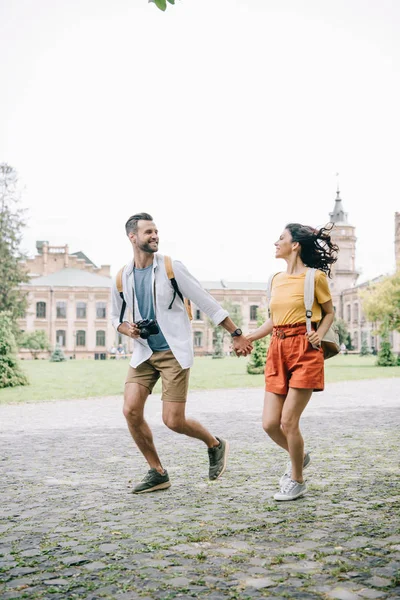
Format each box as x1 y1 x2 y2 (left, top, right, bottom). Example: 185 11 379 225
231 328 243 338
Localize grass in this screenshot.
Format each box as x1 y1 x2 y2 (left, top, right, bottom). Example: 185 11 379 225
0 354 399 405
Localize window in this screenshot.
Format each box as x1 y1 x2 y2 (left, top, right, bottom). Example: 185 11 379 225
353 303 359 322
56 330 66 346
96 330 106 346
250 305 258 321
36 302 46 318
76 330 86 346
96 302 107 319
195 309 202 321
76 302 87 319
346 304 351 323
56 301 67 319
194 332 203 347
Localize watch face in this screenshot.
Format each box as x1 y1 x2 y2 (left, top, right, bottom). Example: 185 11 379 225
232 328 242 337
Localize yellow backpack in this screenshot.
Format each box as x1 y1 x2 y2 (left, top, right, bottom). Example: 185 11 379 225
116 256 192 324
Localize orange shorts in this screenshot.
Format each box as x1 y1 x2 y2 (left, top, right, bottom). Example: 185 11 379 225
265 323 324 396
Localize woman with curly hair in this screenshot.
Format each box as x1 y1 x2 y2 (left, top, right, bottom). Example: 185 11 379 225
246 223 338 501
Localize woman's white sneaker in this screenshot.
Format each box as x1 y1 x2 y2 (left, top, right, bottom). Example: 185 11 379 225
274 479 307 501
279 451 311 487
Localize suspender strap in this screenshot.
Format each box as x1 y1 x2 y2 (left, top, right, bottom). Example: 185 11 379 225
164 255 185 309
304 268 316 335
116 267 127 323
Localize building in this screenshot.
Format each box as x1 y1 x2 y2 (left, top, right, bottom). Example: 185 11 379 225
18 242 117 359
330 197 400 354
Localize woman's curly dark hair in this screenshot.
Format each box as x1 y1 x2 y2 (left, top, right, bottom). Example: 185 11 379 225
285 222 339 278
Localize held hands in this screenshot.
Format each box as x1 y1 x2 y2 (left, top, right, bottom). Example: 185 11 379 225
232 335 253 357
306 330 322 348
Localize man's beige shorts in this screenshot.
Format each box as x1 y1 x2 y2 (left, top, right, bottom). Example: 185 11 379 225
125 350 190 402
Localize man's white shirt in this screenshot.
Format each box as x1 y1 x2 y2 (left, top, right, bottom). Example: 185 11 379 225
111 253 229 369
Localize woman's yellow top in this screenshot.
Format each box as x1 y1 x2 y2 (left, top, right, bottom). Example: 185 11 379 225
269 270 332 326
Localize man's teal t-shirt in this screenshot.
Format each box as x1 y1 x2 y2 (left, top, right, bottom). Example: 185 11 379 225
133 265 170 352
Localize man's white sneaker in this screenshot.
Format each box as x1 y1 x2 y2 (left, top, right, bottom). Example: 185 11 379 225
279 451 311 487
274 479 307 502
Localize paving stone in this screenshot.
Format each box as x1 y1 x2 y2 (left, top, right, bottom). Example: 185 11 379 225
43 578 70 585
326 588 363 600
358 589 387 599
365 576 393 588
242 577 276 588
83 561 108 571
168 576 191 587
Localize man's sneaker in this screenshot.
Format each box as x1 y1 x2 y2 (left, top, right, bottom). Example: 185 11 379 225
208 437 229 480
132 468 171 494
274 479 307 502
279 451 311 486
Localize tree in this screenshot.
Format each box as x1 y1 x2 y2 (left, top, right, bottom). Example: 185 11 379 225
0 312 28 388
20 330 50 360
361 272 400 336
50 344 66 362
149 0 176 11
0 164 29 325
376 334 396 367
360 339 370 356
247 310 270 374
335 318 349 347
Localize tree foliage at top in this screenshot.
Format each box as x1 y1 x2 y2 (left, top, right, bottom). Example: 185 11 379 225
149 0 175 12
0 164 29 323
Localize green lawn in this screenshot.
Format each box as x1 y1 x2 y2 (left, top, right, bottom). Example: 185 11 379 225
1 354 399 405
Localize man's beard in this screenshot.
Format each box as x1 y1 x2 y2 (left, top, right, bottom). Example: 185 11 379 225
138 241 158 254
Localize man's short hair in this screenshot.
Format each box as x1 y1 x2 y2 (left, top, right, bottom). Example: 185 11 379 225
125 212 153 235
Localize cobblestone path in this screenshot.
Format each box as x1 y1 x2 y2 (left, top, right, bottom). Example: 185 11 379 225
1 379 400 600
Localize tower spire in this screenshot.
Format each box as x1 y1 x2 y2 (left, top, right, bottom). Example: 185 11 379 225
330 175 348 224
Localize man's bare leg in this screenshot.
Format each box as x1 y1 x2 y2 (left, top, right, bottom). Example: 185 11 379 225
123 382 164 474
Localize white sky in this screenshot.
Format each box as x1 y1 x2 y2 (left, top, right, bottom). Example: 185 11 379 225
1 0 399 283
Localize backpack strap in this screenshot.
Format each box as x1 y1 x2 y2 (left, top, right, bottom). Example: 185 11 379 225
266 272 280 318
116 266 127 324
304 268 320 349
164 255 192 319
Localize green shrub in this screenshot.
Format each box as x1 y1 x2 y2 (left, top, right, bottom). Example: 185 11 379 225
50 345 66 362
247 311 269 375
0 312 28 388
376 340 396 366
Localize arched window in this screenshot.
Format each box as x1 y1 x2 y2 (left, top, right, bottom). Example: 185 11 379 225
250 305 258 321
56 330 66 346
76 330 86 346
76 302 87 319
194 332 203 347
36 301 46 318
96 302 107 319
96 330 106 346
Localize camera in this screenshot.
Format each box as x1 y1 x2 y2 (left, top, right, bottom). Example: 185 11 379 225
136 319 160 339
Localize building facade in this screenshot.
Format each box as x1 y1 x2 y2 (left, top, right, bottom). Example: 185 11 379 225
18 242 119 359
329 196 400 354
